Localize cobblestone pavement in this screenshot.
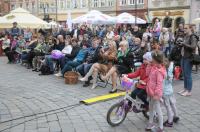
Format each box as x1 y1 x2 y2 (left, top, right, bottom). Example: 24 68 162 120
0 57 200 132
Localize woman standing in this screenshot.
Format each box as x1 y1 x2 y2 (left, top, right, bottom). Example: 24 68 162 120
178 25 198 96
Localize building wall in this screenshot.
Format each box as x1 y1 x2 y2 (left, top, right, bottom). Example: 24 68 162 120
190 0 200 33
38 0 89 23
9 0 38 15
0 0 10 16
149 0 191 30
117 0 147 20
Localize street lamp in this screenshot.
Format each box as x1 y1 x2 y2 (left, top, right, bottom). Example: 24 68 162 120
55 0 58 22
135 0 138 25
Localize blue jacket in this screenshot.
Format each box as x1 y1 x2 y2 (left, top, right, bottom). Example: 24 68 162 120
73 48 88 63
163 62 174 96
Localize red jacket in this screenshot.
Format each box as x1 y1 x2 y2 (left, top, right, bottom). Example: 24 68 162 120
127 64 148 89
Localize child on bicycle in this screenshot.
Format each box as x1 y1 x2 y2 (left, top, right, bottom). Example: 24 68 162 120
124 52 152 111
163 58 179 127
145 50 166 132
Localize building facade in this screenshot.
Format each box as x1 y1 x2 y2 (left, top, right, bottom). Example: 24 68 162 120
0 0 10 16
190 0 200 33
38 0 89 24
149 0 191 29
117 0 147 20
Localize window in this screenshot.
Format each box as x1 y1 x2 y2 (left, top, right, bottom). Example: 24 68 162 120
20 3 23 8
138 0 144 4
11 4 15 10
129 0 135 5
72 0 78 8
66 0 71 8
26 3 29 9
108 0 113 6
120 0 127 6
32 2 35 9
81 0 87 8
93 0 98 7
60 0 65 9
101 0 106 7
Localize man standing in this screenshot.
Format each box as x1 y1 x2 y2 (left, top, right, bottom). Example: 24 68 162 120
10 22 22 37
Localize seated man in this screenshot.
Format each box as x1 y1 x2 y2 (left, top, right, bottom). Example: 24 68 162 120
60 43 89 76
76 38 101 87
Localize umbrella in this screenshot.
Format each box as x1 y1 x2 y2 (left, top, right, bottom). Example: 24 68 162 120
193 18 200 23
0 8 48 29
72 10 115 24
116 12 146 24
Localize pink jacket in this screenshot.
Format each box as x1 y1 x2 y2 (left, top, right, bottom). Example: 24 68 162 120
146 64 166 100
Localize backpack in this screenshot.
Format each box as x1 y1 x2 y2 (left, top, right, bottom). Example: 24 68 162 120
40 65 51 75
189 34 200 65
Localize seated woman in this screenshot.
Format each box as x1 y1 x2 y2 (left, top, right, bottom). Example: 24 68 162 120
2 34 13 63
100 40 132 93
80 40 117 90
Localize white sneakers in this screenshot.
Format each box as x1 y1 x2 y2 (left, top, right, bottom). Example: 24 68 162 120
79 77 88 82
54 72 62 77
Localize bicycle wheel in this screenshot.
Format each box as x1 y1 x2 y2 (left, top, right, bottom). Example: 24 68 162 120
106 102 128 127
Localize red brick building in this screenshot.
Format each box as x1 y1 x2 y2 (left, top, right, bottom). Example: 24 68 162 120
0 0 10 16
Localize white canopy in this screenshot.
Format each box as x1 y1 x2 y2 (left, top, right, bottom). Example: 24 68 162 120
193 18 200 23
0 8 48 29
72 10 115 24
116 12 146 24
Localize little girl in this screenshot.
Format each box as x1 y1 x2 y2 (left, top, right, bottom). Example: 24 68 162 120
163 58 179 127
145 51 166 132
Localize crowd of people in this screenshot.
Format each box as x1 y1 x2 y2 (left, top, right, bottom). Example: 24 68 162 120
0 19 200 132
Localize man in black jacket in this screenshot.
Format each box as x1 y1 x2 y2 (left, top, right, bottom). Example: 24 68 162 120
76 38 100 87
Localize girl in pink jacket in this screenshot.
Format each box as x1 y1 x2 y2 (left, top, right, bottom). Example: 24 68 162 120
145 51 166 132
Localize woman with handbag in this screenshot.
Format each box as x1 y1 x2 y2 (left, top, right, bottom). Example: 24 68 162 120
178 25 198 96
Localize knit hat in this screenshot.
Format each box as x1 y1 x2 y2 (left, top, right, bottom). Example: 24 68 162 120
143 52 152 62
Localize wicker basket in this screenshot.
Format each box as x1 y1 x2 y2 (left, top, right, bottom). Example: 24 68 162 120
64 71 79 84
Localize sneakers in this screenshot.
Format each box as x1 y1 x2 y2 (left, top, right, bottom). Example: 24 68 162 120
145 123 155 131
80 77 88 82
173 116 180 123
54 72 62 77
177 89 186 94
163 120 173 127
181 91 192 96
151 127 164 132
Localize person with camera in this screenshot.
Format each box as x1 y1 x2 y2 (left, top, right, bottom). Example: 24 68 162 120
178 25 198 96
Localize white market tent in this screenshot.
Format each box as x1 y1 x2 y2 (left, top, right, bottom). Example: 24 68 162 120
193 18 200 23
116 12 146 24
0 8 48 29
72 10 115 25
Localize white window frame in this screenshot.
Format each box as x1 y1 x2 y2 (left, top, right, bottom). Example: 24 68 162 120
138 0 144 4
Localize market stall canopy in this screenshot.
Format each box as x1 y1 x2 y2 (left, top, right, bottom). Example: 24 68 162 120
193 18 200 24
0 8 48 29
72 10 115 24
116 12 146 24
47 21 59 28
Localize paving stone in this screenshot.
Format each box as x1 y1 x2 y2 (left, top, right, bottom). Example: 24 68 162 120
1 57 200 132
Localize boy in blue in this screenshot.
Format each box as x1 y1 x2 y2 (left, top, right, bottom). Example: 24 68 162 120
61 43 89 76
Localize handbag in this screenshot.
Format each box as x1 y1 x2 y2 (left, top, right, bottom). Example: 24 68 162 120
191 53 200 65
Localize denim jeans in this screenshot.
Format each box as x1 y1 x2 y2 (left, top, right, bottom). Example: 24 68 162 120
76 63 93 77
45 55 54 72
181 58 193 92
61 61 81 76
59 56 71 70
